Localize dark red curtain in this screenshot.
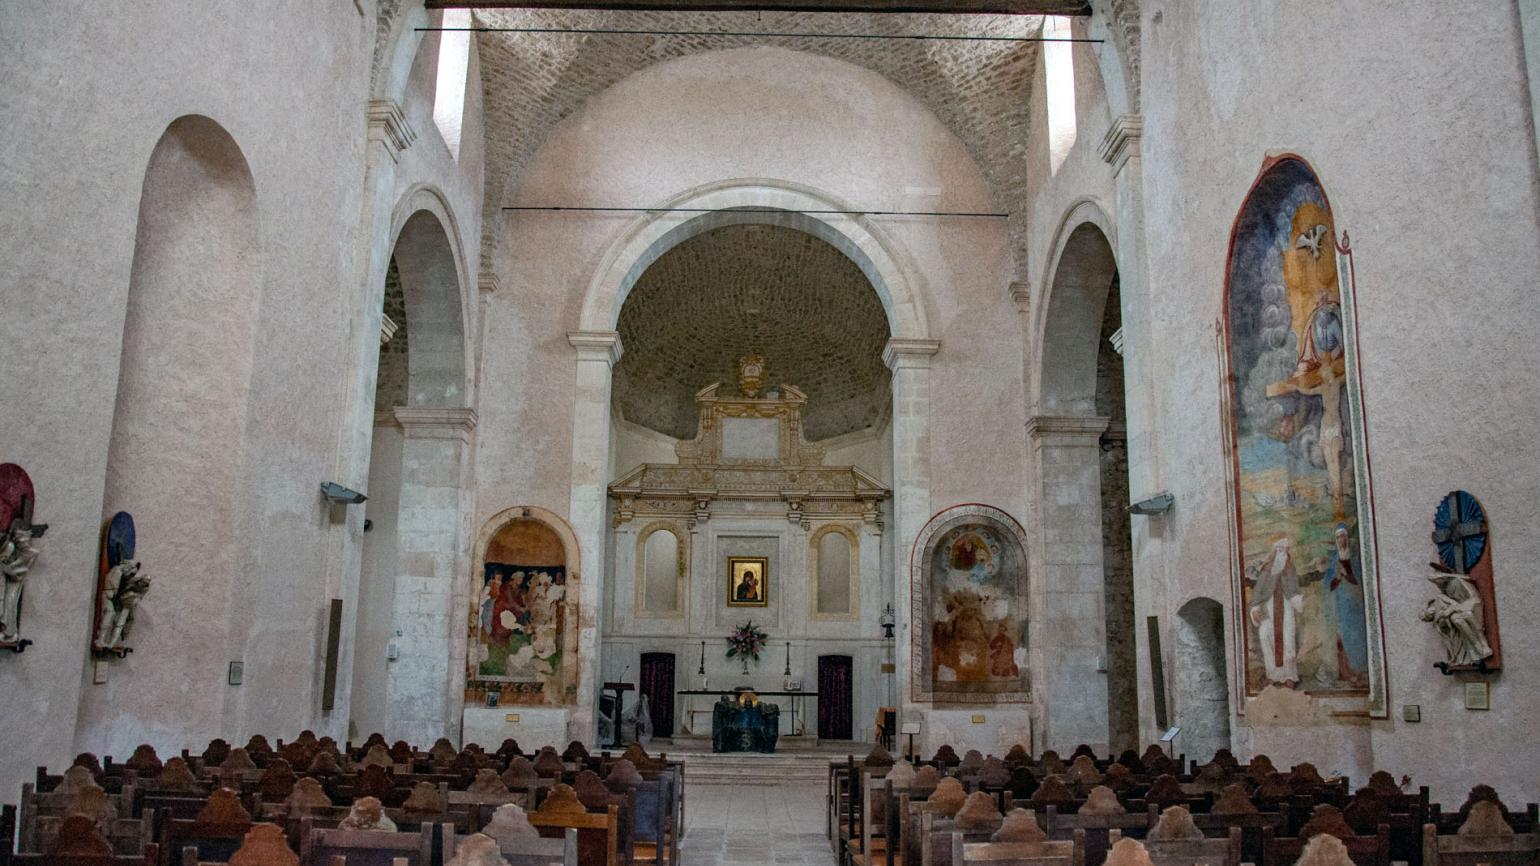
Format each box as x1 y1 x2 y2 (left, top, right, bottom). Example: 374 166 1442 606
639 652 675 738
817 655 853 740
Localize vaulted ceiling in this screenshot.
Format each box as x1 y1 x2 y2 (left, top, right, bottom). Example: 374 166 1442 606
613 224 891 441
464 8 1046 271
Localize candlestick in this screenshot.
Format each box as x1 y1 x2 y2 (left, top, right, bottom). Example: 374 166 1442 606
783 640 792 676
698 639 706 676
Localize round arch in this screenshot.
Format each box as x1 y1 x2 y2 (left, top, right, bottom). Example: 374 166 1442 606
1033 198 1119 416
471 505 582 583
384 185 473 406
372 1 432 103
1173 596 1232 762
579 178 932 342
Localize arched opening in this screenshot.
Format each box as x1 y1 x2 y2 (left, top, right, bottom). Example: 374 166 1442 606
83 115 260 756
1174 597 1232 762
1032 211 1135 752
352 205 470 744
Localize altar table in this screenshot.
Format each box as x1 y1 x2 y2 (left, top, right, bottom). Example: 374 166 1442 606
710 698 780 753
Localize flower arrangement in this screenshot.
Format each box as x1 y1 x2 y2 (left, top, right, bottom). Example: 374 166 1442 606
726 621 769 661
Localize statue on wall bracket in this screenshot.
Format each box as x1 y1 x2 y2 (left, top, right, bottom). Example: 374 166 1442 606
93 511 151 658
1423 490 1501 675
0 463 44 653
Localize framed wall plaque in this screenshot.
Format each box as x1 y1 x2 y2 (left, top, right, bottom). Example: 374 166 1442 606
727 556 769 607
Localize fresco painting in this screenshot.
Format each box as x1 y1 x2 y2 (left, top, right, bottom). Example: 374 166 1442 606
468 517 574 705
911 504 1029 704
1224 156 1375 697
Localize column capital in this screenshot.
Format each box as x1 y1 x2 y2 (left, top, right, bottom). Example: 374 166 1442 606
1025 414 1110 442
393 406 477 442
568 330 624 366
367 99 417 162
1098 114 1143 174
882 338 941 371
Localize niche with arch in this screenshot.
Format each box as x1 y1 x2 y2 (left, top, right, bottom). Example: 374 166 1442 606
1173 597 1232 762
102 113 259 674
809 524 859 621
635 521 687 617
467 508 581 706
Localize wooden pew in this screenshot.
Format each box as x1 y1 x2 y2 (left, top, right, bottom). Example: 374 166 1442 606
1110 827 1242 866
1422 823 1540 866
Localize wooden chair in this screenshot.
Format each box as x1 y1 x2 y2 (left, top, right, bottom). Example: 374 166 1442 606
162 789 254 866
949 831 1079 866
850 776 891 866
1044 804 1154 866
1261 824 1389 866
9 814 160 866
628 777 677 866
178 823 297 866
297 820 438 866
1110 827 1241 866
1190 811 1284 866
446 828 579 866
1422 824 1540 866
527 785 618 866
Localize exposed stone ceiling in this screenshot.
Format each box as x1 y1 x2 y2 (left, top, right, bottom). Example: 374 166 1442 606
467 8 1046 273
613 223 891 441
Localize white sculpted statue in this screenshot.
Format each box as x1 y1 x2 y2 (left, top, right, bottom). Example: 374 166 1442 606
96 560 151 649
0 521 40 643
1420 569 1492 668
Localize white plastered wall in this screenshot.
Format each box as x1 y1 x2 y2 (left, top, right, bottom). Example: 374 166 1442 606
1023 2 1540 801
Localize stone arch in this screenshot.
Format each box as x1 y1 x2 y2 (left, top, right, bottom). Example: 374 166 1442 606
472 505 582 587
386 185 472 406
1173 596 1232 762
578 179 931 342
372 1 433 103
86 114 261 756
1034 199 1119 415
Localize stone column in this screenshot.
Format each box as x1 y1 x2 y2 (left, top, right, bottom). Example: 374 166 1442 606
1098 114 1169 744
383 406 475 746
566 331 623 742
1026 413 1111 752
883 337 940 727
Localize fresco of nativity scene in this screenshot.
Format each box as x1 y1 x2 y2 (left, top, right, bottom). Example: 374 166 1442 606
912 504 1030 704
467 516 577 705
1224 156 1383 699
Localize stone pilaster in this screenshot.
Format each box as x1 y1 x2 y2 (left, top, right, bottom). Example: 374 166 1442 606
385 407 476 746
1026 413 1112 752
882 337 940 724
566 331 623 742
1099 113 1168 745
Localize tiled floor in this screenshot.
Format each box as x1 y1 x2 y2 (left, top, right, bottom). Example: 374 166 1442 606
681 781 838 866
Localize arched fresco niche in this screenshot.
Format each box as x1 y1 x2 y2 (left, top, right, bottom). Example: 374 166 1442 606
466 508 580 707
1221 155 1386 716
910 504 1029 704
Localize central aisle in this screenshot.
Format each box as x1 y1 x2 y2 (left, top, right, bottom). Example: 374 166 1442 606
680 778 837 866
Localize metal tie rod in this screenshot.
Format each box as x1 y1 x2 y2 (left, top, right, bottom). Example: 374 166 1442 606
421 25 1102 43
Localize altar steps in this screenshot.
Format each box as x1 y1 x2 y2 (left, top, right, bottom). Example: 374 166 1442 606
657 735 861 787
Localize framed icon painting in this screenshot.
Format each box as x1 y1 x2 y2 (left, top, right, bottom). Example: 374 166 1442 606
727 556 769 607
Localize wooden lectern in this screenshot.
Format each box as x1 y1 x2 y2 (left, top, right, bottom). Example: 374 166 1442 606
603 681 634 748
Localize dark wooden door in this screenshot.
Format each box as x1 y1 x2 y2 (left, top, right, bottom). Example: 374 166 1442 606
639 652 676 738
817 655 853 741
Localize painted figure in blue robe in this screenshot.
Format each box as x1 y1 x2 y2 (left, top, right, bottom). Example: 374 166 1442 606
1325 523 1369 682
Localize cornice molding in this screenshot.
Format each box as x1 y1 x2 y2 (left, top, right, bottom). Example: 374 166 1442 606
567 330 624 366
393 406 477 441
1025 414 1111 441
367 99 417 161
1009 280 1032 313
1098 114 1143 174
882 338 942 372
478 273 501 295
